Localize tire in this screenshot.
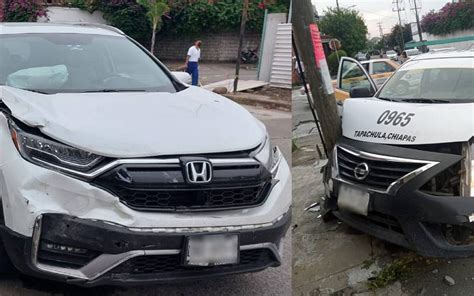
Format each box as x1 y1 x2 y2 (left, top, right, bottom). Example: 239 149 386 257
0 237 16 274
0 202 16 274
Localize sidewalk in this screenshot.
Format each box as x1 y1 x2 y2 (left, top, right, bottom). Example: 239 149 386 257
164 61 291 111
163 61 257 85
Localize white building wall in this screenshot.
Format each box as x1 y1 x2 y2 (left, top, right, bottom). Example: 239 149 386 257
269 23 292 89
412 28 474 50
38 7 106 24
258 13 288 82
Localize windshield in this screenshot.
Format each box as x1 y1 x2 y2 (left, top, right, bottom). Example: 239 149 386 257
0 33 176 94
378 64 473 103
387 51 396 55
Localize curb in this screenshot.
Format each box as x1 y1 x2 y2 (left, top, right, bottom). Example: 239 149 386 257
223 93 291 112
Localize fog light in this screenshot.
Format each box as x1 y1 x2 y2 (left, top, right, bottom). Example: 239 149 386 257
40 242 88 255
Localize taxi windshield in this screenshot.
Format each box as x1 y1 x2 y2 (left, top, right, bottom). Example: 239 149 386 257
378 60 474 103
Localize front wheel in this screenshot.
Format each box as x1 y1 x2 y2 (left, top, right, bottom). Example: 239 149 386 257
0 237 16 274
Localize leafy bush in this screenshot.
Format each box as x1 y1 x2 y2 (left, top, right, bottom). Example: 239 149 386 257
4 0 47 22
99 0 151 46
161 0 288 36
318 8 368 56
421 2 473 35
327 50 347 76
67 0 100 13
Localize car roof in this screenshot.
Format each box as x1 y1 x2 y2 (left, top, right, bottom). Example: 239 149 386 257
361 59 393 64
400 50 473 70
409 49 473 61
0 22 124 37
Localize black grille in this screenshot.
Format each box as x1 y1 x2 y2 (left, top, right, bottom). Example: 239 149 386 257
93 160 272 211
337 147 425 191
110 249 276 275
366 212 403 234
110 184 271 210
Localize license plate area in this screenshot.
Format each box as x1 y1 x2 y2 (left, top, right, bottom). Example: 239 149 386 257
184 234 239 267
337 183 370 216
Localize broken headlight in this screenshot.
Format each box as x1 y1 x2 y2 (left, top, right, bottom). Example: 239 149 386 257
9 121 104 173
254 136 282 176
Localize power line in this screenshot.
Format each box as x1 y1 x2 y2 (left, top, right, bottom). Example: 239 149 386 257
392 0 405 51
357 8 399 20
377 22 386 51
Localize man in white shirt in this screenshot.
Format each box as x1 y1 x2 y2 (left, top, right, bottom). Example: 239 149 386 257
185 40 201 86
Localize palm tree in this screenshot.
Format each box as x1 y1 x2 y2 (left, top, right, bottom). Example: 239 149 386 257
137 0 170 54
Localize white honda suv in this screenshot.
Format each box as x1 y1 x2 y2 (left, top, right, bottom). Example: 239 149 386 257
0 23 291 286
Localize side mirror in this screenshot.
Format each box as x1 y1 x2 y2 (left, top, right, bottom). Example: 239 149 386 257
349 86 374 98
171 71 192 85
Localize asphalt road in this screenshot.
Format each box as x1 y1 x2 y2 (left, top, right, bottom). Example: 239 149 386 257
0 105 292 296
292 89 317 139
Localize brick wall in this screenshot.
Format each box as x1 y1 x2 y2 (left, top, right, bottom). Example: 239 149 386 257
0 0 4 21
154 31 261 62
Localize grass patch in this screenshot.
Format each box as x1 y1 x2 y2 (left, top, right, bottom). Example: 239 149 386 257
292 139 300 152
367 254 430 290
367 257 416 290
363 253 444 291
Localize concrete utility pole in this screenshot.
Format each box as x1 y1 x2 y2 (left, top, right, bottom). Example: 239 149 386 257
234 0 249 93
293 0 342 151
392 0 405 52
377 22 386 53
336 0 340 10
410 0 426 52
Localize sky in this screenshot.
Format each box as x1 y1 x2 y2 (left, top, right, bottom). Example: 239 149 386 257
311 0 450 38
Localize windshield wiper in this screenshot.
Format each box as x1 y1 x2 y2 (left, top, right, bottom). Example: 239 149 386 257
377 97 400 102
82 89 147 93
21 89 51 94
400 98 451 103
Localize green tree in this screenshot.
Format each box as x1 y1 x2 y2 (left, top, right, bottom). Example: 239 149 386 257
327 50 347 76
137 0 170 54
366 37 381 51
318 7 368 56
386 24 412 50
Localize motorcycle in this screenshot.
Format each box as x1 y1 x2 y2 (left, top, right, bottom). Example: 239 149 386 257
241 47 259 64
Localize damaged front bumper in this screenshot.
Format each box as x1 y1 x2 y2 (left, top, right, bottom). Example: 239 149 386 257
324 138 474 258
0 114 292 285
1 212 290 286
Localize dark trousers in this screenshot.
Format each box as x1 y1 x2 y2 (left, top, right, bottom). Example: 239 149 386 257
186 62 199 86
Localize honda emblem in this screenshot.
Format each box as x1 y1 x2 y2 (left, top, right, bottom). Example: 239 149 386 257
185 161 212 184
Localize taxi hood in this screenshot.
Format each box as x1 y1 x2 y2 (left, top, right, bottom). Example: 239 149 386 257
342 98 474 145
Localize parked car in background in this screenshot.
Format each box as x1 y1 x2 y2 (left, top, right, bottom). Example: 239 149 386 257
403 48 422 59
386 50 398 61
354 52 368 61
370 50 380 56
334 58 400 101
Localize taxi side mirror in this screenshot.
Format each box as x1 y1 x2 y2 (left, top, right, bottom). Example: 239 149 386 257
349 86 374 98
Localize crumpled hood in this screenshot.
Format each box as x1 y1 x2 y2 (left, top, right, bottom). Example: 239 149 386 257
342 98 474 145
1 86 266 157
